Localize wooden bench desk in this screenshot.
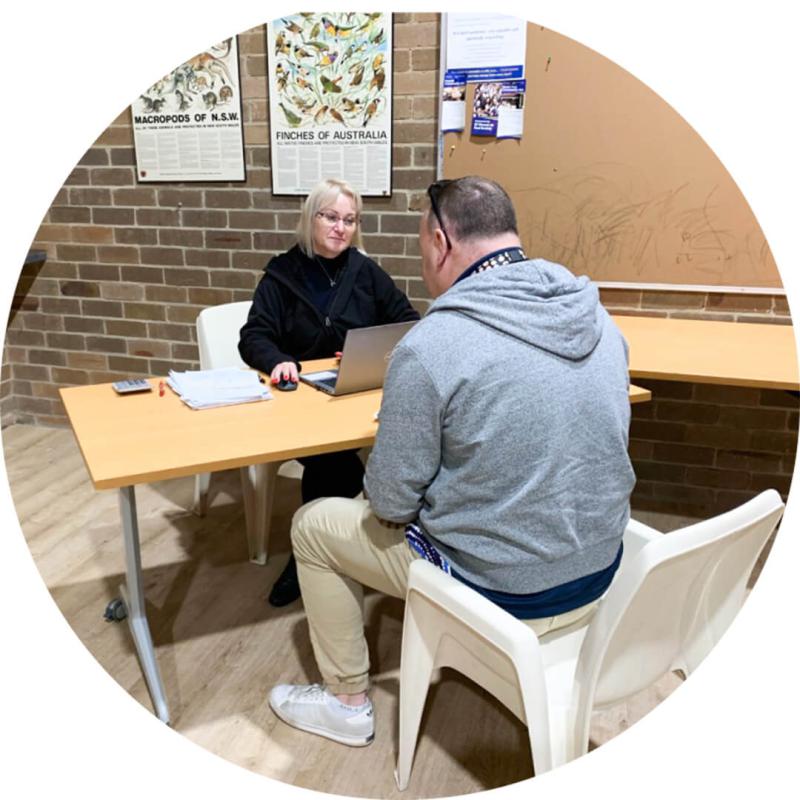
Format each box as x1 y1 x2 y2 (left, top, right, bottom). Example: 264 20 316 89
613 315 799 390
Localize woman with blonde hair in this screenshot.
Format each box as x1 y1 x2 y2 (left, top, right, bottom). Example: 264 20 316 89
239 178 419 606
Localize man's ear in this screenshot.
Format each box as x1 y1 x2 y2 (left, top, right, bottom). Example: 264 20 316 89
432 227 450 266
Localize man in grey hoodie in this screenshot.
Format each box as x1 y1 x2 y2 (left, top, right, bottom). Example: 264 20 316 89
268 176 636 747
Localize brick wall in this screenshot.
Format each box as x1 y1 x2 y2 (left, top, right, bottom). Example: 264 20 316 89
2 13 797 517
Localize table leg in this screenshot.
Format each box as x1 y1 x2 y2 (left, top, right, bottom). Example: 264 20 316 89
240 462 279 565
118 485 171 724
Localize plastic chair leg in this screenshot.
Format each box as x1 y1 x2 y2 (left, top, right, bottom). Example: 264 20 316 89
395 600 438 791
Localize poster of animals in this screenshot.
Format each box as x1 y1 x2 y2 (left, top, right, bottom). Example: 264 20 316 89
267 12 392 196
131 37 245 182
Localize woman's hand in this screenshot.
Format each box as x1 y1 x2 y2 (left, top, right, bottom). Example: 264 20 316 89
270 361 299 384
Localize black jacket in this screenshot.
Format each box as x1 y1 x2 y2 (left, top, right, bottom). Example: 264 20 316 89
238 245 420 374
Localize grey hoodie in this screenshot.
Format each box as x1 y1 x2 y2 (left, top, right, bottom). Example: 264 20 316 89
364 257 636 594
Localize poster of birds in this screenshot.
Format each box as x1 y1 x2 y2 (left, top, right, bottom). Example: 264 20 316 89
267 12 392 196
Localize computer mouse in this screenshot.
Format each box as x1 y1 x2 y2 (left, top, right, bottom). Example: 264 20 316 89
275 376 298 392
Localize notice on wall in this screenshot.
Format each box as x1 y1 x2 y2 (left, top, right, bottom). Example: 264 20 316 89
267 12 392 196
445 13 527 82
471 79 526 138
131 37 245 182
441 71 467 133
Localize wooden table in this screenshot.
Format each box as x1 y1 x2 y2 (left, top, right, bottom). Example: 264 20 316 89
61 359 651 723
613 315 799 390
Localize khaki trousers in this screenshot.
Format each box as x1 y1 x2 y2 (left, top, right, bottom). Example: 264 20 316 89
291 497 599 695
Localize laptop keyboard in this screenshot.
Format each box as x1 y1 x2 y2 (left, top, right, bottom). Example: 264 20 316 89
317 376 337 390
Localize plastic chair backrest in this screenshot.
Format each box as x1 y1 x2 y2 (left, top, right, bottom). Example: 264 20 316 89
196 301 252 370
579 489 784 709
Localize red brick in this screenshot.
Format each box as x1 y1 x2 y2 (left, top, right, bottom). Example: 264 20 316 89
206 230 253 250
61 281 100 297
136 209 180 226
147 323 193 342
750 430 798 453
685 467 751 490
164 268 209 287
106 320 147 338
716 449 783 472
115 227 158 245
91 167 135 186
120 266 165 284
85 336 127 354
144 285 187 304
206 190 252 209
656 401 719 425
630 419 688 442
632 461 687 484
652 442 715 466
97 246 140 264
123 303 166 322
140 247 184 266
81 300 123 317
64 316 105 334
717 407 787 430
186 249 231 269
641 291 706 309
92 208 135 225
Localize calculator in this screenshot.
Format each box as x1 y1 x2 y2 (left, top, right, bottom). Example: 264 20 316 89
112 379 153 394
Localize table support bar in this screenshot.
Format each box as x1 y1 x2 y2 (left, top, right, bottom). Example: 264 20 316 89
118 485 171 724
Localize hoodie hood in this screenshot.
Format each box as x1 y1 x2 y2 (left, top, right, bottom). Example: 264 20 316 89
427 257 603 360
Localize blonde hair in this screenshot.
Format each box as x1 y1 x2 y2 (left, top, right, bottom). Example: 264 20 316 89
295 178 364 257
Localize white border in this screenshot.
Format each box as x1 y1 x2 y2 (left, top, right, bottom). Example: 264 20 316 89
1 2 798 799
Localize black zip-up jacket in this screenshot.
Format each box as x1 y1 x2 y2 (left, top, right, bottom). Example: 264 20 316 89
238 245 420 374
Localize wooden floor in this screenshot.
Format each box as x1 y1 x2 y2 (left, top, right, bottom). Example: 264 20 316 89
4 423 689 797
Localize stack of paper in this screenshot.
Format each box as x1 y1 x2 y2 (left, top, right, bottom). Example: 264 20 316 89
167 368 272 410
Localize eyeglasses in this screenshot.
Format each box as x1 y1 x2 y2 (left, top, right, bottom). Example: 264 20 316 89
316 210 358 228
426 180 453 251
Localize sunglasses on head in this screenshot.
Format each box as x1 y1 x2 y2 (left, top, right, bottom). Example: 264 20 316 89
426 180 454 251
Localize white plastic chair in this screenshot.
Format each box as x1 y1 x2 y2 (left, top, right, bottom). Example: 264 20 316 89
194 301 303 564
395 489 784 788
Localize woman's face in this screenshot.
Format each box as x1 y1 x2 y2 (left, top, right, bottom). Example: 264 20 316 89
312 193 358 258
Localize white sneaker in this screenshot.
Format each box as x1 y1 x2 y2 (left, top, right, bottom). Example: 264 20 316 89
268 683 375 747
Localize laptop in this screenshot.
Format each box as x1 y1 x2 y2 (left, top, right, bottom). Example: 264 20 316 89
299 321 417 396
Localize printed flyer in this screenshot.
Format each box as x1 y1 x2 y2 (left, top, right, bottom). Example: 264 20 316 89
131 37 245 182
471 79 526 138
267 12 392 196
441 71 467 133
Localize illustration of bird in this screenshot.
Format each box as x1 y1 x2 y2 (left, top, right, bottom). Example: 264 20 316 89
314 105 329 123
372 53 384 71
341 97 360 112
350 64 365 86
357 13 381 32
282 19 304 35
309 21 321 39
370 68 385 92
320 74 343 93
279 102 303 127
304 40 329 51
329 108 345 123
294 45 313 59
296 76 312 90
275 31 291 55
319 51 338 67
322 16 356 38
362 98 380 126
371 28 384 45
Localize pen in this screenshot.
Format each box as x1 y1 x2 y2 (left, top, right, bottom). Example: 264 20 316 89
159 381 165 397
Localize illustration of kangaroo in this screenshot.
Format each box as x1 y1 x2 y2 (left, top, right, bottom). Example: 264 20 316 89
182 39 234 88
